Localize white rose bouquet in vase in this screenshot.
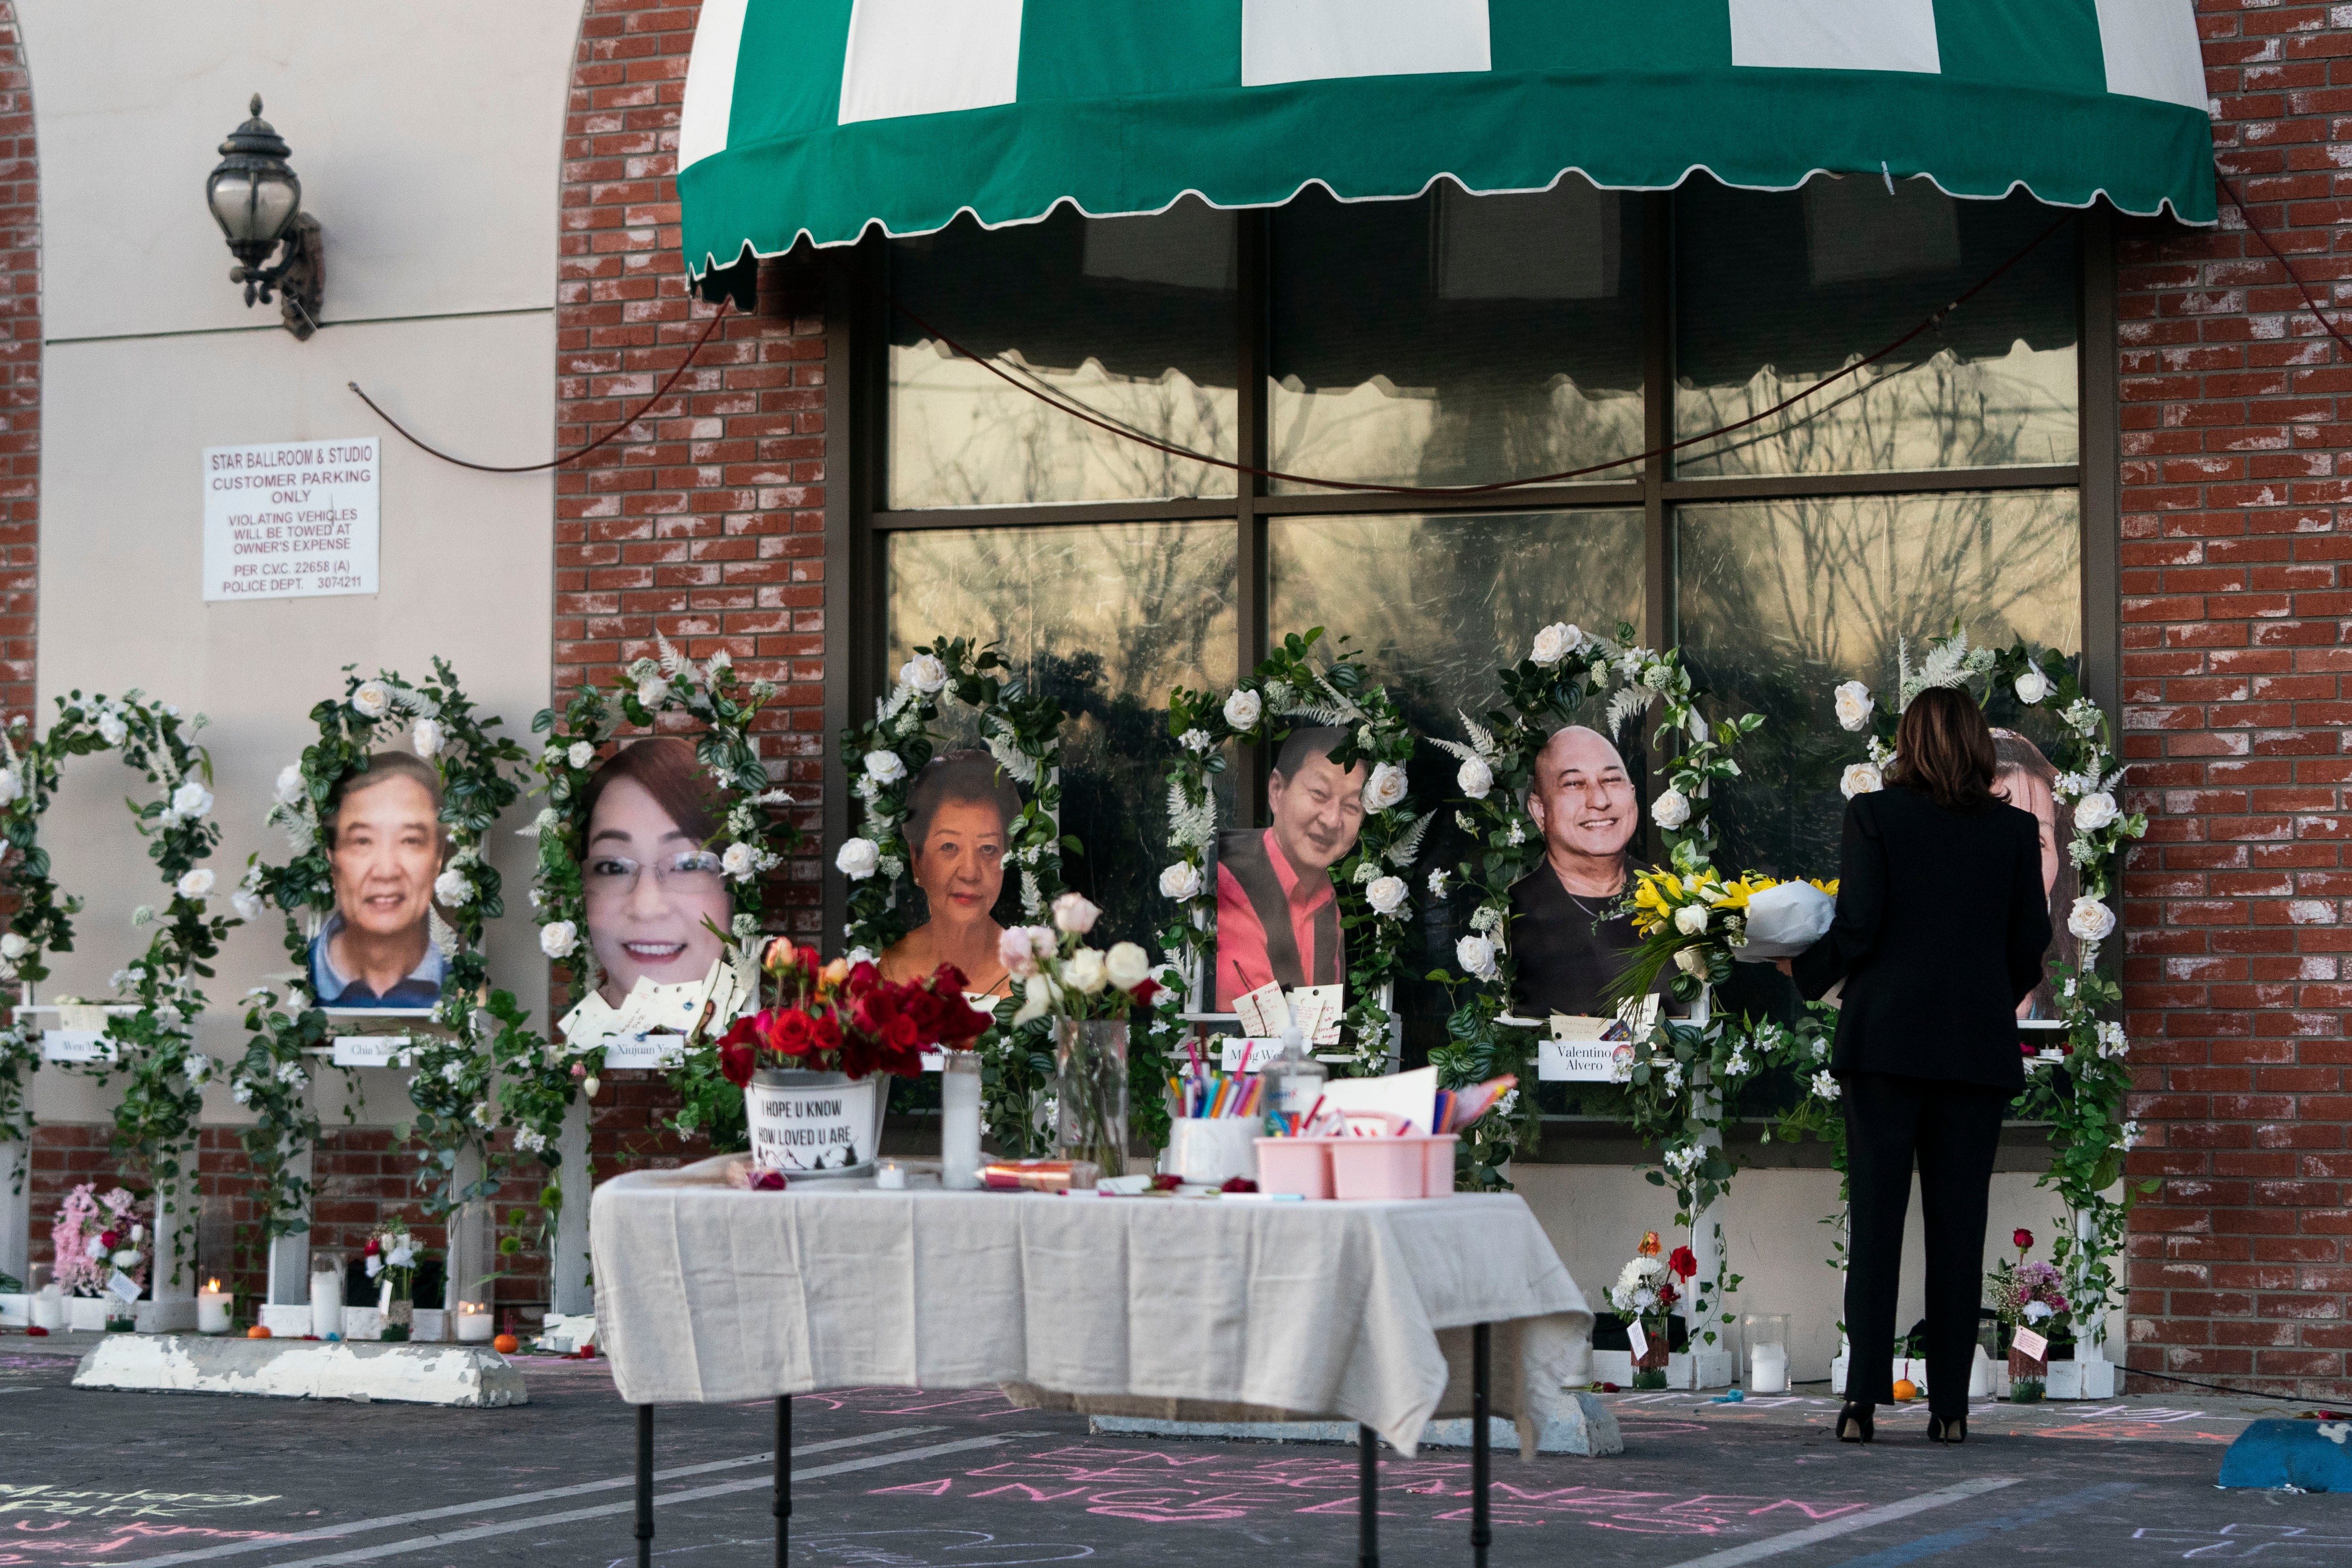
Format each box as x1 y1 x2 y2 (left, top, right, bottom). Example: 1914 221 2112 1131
1002 893 1166 1177
364 1219 422 1340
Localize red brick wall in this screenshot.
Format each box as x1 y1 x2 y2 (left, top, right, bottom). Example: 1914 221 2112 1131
556 0 827 1174
2119 5 2352 1397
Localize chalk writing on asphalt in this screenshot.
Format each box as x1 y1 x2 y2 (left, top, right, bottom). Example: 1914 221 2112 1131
2134 1523 2352 1560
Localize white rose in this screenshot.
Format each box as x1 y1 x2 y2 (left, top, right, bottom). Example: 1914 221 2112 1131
1362 763 1409 814
899 653 949 695
96 711 127 747
1675 947 1710 978
2072 791 2119 833
2014 667 2052 706
1529 622 1582 666
636 676 671 711
0 768 19 809
1158 861 1204 902
412 718 444 759
172 780 213 819
1833 681 1873 732
863 750 907 785
1104 942 1152 990
434 869 474 907
1456 934 1500 982
176 869 215 901
1457 756 1493 800
2068 897 2117 943
1222 688 1263 731
1652 789 1691 830
835 838 881 879
1052 891 1101 935
568 741 595 771
1674 903 1708 936
721 842 759 881
1840 763 1884 800
1366 875 1408 917
0 933 26 960
1065 947 1109 995
274 763 306 807
351 681 392 719
539 920 578 959
231 890 263 923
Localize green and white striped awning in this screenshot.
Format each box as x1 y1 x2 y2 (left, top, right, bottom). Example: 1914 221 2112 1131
678 0 2215 277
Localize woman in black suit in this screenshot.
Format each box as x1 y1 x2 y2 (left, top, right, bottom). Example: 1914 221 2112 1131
1779 687 2053 1445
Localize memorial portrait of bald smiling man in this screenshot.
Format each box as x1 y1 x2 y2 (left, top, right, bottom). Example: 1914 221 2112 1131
1509 723 1665 1019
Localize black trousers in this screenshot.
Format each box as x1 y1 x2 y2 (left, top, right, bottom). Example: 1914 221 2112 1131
1842 1072 2008 1416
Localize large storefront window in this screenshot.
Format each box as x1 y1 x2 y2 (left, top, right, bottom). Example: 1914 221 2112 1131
862 176 2096 1061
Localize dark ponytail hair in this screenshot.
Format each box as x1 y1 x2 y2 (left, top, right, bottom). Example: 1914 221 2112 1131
1886 687 1997 812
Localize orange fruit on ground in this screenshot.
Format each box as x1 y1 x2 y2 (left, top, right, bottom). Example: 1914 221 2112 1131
1892 1378 1919 1401
247 1325 272 1339
493 1333 520 1354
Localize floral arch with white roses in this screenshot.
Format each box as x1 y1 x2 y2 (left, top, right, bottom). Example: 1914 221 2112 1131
836 637 1074 1154
1158 628 1426 1080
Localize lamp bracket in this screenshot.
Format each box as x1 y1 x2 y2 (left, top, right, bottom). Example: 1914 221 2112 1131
232 212 323 339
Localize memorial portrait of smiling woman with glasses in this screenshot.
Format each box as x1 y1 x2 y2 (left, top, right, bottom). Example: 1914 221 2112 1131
578 737 734 1002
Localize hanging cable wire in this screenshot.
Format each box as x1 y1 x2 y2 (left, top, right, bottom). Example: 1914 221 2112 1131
348 300 735 473
2215 169 2352 365
888 210 2073 497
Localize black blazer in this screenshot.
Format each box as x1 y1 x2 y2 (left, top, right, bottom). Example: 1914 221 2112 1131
1791 782 2054 1091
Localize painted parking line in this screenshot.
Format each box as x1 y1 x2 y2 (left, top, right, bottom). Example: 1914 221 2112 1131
1659 1477 2022 1568
246 1436 1017 1568
130 1426 948 1567
1825 1482 2138 1568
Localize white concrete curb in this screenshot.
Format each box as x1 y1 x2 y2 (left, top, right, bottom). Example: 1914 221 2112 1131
71 1334 528 1406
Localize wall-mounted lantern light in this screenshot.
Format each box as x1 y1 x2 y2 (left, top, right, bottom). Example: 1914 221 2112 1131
205 95 322 339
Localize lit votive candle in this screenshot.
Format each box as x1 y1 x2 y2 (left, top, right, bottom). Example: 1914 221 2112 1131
197 1280 232 1335
1749 1343 1790 1395
455 1302 494 1343
875 1160 907 1191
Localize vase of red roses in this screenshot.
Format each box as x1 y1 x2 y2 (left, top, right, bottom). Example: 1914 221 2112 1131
720 941 991 1178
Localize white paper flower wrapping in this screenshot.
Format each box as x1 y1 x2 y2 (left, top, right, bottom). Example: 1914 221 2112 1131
1734 880 1836 959
1456 756 1492 800
275 762 306 807
1362 763 1408 813
1052 891 1101 935
351 681 392 719
2067 897 2117 942
1833 681 1873 732
1158 861 1204 902
2014 668 2052 705
538 920 578 959
863 750 907 785
1222 688 1262 730
433 869 474 907
1530 622 1582 666
1105 942 1152 990
900 652 949 694
1366 875 1408 916
176 868 215 901
1840 762 1883 799
1456 934 1500 982
1651 789 1691 829
835 838 881 879
2072 791 2119 832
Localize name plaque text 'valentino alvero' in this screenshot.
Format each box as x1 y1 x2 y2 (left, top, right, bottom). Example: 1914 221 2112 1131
203 437 380 601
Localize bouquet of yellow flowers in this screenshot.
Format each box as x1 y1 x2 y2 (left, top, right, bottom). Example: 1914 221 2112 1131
1616 869 1837 1003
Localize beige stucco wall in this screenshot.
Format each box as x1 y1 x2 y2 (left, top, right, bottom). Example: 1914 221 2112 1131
19 0 579 1077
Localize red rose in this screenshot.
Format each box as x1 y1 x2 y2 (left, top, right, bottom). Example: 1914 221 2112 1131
932 963 969 995
846 960 880 994
2013 1228 2034 1251
1667 1245 1698 1280
364 1237 381 1257
719 1039 755 1089
772 1010 815 1056
940 996 991 1045
884 1013 919 1050
1130 976 1163 1007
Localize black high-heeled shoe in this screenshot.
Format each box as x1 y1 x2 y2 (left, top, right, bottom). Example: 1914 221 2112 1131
1927 1413 1967 1445
1837 1402 1875 1443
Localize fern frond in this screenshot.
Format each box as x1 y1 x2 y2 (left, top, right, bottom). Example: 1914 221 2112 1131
656 634 691 680
1386 811 1435 868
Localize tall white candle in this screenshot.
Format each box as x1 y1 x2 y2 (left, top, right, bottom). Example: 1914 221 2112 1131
941 1053 983 1190
1749 1343 1790 1394
309 1267 344 1340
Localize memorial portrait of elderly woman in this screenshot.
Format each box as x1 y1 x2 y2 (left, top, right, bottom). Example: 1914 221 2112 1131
580 737 736 1003
1991 728 2076 1020
1214 726 1366 1009
878 749 1024 999
308 751 447 1009
1509 723 1659 1021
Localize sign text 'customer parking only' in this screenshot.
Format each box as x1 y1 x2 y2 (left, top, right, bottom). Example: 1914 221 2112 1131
203 438 379 601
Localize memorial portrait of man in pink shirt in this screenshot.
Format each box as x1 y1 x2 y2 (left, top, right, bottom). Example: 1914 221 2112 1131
1214 726 1366 1010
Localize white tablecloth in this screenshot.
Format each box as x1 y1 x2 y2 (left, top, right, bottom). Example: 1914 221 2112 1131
590 1157 1592 1457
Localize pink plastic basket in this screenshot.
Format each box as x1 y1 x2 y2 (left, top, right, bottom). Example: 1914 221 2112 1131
1330 1134 1459 1200
1254 1137 1333 1199
1423 1133 1460 1195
